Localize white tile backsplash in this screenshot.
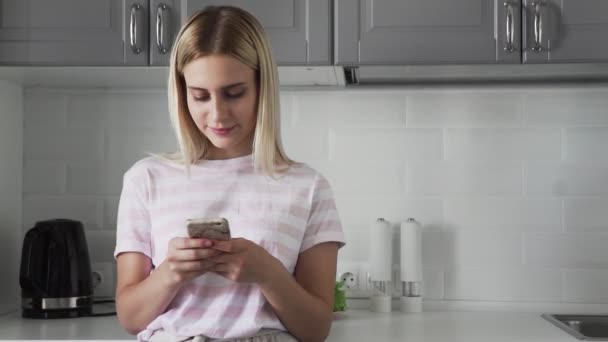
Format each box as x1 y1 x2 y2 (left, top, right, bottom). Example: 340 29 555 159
0 81 22 314
564 198 608 232
20 85 608 305
445 267 562 302
407 162 523 196
526 162 608 196
406 91 523 128
445 198 562 231
445 128 561 161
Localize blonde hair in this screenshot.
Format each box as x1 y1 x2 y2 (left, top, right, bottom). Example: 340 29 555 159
166 6 292 176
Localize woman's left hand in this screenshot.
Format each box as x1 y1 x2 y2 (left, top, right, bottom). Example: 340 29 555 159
209 238 279 284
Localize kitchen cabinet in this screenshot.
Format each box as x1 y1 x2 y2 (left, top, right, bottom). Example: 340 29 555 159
183 0 331 65
0 0 330 66
522 0 608 63
335 0 608 65
0 0 180 66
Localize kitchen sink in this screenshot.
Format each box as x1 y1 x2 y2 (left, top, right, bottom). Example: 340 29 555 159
543 314 608 340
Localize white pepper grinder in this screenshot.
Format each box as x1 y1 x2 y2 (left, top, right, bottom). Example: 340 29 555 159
369 218 393 313
400 218 423 312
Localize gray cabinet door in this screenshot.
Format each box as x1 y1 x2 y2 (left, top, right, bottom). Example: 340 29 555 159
335 0 521 65
183 0 331 65
0 0 149 66
523 0 608 63
150 0 181 66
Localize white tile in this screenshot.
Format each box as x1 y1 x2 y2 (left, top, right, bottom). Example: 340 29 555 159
68 91 171 128
85 230 117 263
282 128 329 162
24 88 67 127
336 196 443 231
524 233 608 268
105 128 177 162
406 91 523 127
445 198 562 231
526 162 608 196
67 162 129 196
565 127 608 161
446 128 561 161
24 126 103 161
565 199 608 232
422 231 447 268
23 161 66 194
320 160 405 196
338 229 369 262
0 81 23 196
407 162 522 196
103 197 120 231
443 230 523 267
525 89 608 126
278 94 293 129
564 270 608 303
421 268 444 300
331 128 443 162
0 197 21 314
293 92 406 127
23 196 101 231
445 267 561 302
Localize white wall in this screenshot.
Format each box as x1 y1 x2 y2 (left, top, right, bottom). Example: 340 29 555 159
0 81 23 314
22 84 608 306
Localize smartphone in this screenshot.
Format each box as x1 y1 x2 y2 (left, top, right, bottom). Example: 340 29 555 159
186 217 231 241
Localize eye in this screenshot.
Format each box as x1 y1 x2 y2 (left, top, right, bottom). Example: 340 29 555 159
192 93 210 102
226 89 245 99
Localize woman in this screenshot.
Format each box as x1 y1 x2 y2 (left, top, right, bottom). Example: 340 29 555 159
114 6 345 342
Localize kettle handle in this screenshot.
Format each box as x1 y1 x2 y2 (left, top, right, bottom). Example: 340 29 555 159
19 227 48 296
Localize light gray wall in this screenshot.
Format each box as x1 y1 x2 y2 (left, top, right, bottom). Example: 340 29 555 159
21 84 608 306
0 81 23 314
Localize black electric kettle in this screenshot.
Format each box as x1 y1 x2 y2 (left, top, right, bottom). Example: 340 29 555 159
19 219 94 319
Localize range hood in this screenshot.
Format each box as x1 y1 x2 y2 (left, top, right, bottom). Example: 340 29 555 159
2 64 608 88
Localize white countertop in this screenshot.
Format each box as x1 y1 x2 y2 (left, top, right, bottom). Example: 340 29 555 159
0 308 576 341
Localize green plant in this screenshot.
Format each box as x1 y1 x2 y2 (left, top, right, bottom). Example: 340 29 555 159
333 280 347 312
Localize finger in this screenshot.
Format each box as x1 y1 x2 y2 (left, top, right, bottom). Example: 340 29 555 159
175 248 223 261
208 252 235 264
169 260 216 272
212 240 232 253
172 237 214 249
211 263 232 274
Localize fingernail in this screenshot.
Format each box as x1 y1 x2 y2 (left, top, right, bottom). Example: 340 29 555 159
204 240 213 247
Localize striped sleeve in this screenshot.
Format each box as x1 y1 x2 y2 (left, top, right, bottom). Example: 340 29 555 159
300 172 346 253
114 167 152 259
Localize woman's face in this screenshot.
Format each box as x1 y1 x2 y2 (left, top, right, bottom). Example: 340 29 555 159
183 54 258 160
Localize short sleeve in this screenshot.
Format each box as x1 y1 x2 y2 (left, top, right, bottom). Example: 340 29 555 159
114 167 152 259
300 172 346 253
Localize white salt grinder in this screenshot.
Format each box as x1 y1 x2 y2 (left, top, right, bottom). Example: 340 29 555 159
400 218 423 313
369 218 393 313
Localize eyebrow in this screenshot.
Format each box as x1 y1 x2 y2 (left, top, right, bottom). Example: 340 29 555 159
187 82 246 91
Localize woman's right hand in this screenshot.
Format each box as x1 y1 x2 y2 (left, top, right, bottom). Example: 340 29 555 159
162 237 223 287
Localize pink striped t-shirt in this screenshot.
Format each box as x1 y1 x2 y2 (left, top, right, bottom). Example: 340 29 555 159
113 154 345 341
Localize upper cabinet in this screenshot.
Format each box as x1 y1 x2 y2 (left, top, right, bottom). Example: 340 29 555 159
522 0 608 63
335 0 608 65
0 0 329 66
1 0 607 67
0 0 179 66
183 0 331 65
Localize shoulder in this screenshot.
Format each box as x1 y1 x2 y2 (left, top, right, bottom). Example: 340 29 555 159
284 162 331 188
124 156 183 182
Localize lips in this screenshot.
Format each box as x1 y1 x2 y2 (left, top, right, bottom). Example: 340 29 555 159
209 126 234 136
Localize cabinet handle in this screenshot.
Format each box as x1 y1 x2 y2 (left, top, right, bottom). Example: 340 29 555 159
530 1 543 52
130 4 143 54
504 2 515 52
156 3 170 54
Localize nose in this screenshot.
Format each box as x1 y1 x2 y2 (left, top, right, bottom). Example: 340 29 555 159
209 96 229 121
